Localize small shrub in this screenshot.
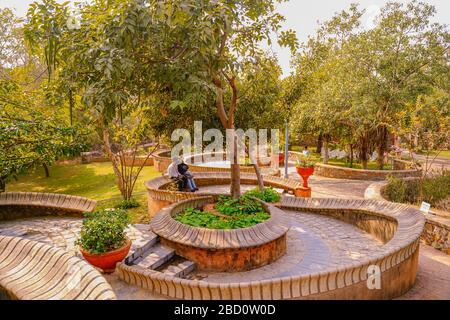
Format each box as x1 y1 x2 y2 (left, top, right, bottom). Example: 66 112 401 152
385 171 450 208
296 155 315 168
76 209 131 254
115 198 140 210
244 187 281 203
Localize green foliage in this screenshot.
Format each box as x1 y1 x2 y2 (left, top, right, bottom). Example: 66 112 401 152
244 187 281 203
175 195 270 229
115 198 140 210
76 209 131 255
296 155 315 168
385 172 450 208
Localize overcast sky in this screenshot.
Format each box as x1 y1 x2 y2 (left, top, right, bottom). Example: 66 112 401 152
1 0 449 75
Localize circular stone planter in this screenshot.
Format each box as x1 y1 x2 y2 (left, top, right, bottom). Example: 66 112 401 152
150 196 289 272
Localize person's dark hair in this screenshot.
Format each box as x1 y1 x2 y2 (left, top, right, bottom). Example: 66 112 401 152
304 146 308 150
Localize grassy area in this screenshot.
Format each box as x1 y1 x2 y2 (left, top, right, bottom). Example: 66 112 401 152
417 150 450 159
6 162 161 224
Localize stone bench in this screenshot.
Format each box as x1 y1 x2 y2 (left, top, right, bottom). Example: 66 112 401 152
0 192 96 221
145 172 303 216
0 235 116 300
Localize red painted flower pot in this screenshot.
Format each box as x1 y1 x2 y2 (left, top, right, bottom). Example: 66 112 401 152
278 153 285 165
296 167 315 188
80 238 131 273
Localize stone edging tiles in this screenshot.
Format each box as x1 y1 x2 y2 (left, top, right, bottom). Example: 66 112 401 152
151 196 289 250
0 192 96 221
0 235 116 300
117 198 425 300
365 181 450 255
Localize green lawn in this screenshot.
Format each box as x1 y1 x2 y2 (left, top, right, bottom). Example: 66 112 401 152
6 162 161 224
417 150 450 159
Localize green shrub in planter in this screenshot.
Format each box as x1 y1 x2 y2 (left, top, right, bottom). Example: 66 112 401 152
115 198 140 210
244 187 281 203
76 209 131 255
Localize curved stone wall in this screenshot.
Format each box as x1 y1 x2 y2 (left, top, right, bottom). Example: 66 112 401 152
0 235 116 300
314 163 421 181
145 172 303 217
152 150 172 172
365 181 450 255
151 197 289 271
117 198 424 300
0 192 96 221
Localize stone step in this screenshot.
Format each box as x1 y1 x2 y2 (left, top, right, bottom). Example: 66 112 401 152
125 226 159 265
160 259 196 278
133 243 175 270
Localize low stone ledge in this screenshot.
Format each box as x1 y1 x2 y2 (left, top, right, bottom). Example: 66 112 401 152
0 192 96 221
314 163 422 181
0 235 116 300
117 198 424 299
365 181 450 255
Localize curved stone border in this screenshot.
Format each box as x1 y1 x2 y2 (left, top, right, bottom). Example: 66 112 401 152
117 198 424 300
151 196 289 271
145 172 303 216
123 155 154 167
314 163 421 181
152 149 173 173
365 181 450 255
0 192 96 221
0 235 116 300
152 150 276 175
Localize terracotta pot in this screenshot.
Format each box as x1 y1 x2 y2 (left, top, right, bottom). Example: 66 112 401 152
296 166 315 188
80 238 131 273
203 203 215 212
278 153 285 165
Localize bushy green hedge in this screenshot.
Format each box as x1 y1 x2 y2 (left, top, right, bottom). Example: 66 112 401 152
243 187 281 203
385 171 450 210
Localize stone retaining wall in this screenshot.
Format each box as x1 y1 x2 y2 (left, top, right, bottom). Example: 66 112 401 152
314 163 421 181
365 181 450 255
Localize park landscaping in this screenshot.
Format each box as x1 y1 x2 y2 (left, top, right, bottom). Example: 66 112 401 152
0 0 448 303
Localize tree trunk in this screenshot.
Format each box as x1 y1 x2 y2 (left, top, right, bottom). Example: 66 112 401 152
349 144 354 168
316 133 323 154
0 178 5 193
68 89 74 126
323 134 330 164
360 136 369 170
230 134 241 198
376 126 388 170
43 163 50 178
103 129 126 198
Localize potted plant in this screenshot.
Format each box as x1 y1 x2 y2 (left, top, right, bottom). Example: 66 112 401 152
296 155 316 188
76 209 131 273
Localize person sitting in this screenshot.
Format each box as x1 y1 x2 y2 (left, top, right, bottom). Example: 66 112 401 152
302 146 311 157
177 158 199 192
167 156 185 191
